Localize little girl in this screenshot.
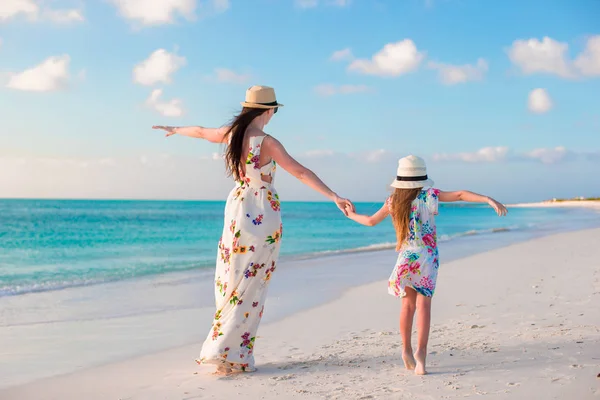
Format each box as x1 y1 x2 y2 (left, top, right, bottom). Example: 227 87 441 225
345 155 507 375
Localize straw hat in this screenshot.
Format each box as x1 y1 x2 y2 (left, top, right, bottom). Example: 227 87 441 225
240 85 284 109
390 155 434 189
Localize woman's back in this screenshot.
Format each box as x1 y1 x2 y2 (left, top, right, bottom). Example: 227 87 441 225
239 133 276 187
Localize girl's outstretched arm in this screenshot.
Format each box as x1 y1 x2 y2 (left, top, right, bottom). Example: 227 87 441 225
438 190 508 216
345 203 389 226
152 125 230 143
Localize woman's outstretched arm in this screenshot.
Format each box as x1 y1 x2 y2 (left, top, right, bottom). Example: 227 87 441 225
265 136 354 215
152 125 230 143
438 190 508 216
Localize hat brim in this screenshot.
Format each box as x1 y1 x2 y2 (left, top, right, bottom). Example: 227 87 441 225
390 178 434 189
240 102 284 109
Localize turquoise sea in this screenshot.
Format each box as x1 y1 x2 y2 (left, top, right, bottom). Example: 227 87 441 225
2 199 600 297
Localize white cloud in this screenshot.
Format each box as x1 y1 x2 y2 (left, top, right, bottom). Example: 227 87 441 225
432 146 587 165
303 149 335 158
145 89 184 117
524 146 569 164
574 35 600 77
6 55 71 92
348 39 425 77
508 35 600 79
1 146 595 201
330 48 353 62
428 58 488 85
211 0 230 13
110 0 195 26
0 154 232 200
0 0 38 21
329 0 351 6
433 147 509 163
507 36 574 78
214 68 251 84
528 88 553 114
360 149 391 163
295 0 318 7
42 8 84 23
133 49 186 86
314 83 372 96
295 0 349 7
0 0 84 23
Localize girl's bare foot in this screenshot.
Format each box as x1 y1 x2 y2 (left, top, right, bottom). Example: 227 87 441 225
402 351 416 370
414 349 427 375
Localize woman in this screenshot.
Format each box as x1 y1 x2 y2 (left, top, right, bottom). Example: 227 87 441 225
152 85 354 375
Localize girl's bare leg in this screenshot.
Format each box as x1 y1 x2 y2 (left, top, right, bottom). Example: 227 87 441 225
414 293 432 375
400 287 417 370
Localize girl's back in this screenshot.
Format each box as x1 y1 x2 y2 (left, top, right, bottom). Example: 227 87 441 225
387 188 441 298
392 188 440 251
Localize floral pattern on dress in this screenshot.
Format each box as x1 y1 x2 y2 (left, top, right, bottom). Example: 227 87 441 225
388 188 441 298
198 135 282 372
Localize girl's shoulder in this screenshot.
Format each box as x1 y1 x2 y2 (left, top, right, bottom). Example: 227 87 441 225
416 188 439 201
428 188 441 199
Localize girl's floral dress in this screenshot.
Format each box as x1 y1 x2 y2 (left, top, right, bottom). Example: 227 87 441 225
388 188 440 298
197 135 282 372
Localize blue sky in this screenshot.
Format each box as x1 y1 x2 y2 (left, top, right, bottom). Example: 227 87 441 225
0 0 599 202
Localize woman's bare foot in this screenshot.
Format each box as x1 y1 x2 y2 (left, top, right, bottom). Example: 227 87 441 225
402 351 416 370
213 364 232 376
414 349 427 375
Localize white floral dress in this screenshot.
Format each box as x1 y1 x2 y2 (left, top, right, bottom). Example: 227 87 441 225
197 135 283 372
388 188 441 298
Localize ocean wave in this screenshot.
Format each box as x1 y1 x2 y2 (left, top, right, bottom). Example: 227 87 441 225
0 261 215 298
287 225 522 261
0 277 112 298
0 225 525 297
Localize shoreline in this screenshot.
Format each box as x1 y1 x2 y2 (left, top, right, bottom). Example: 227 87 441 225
3 204 598 299
2 228 599 399
2 217 600 390
509 200 600 209
0 222 528 298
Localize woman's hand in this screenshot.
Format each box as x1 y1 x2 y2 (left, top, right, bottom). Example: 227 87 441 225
334 195 354 216
488 197 508 216
152 125 177 137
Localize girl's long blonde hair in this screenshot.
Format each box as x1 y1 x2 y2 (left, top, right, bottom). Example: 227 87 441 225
389 188 422 251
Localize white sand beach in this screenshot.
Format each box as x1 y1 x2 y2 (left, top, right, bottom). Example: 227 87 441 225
510 200 600 210
1 228 599 400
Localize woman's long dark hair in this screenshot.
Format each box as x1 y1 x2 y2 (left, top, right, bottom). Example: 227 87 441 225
224 107 270 181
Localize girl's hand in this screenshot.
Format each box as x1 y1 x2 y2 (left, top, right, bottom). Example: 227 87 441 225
488 198 508 216
334 195 354 216
344 204 355 216
152 125 177 137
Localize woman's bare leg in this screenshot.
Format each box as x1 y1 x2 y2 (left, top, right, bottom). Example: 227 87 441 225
400 287 417 370
414 293 432 375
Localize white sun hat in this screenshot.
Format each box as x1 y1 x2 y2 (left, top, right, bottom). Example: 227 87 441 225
390 155 434 189
240 85 284 109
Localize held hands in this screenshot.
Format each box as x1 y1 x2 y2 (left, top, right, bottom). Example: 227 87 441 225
344 204 356 217
152 125 177 137
487 197 508 216
333 195 354 216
